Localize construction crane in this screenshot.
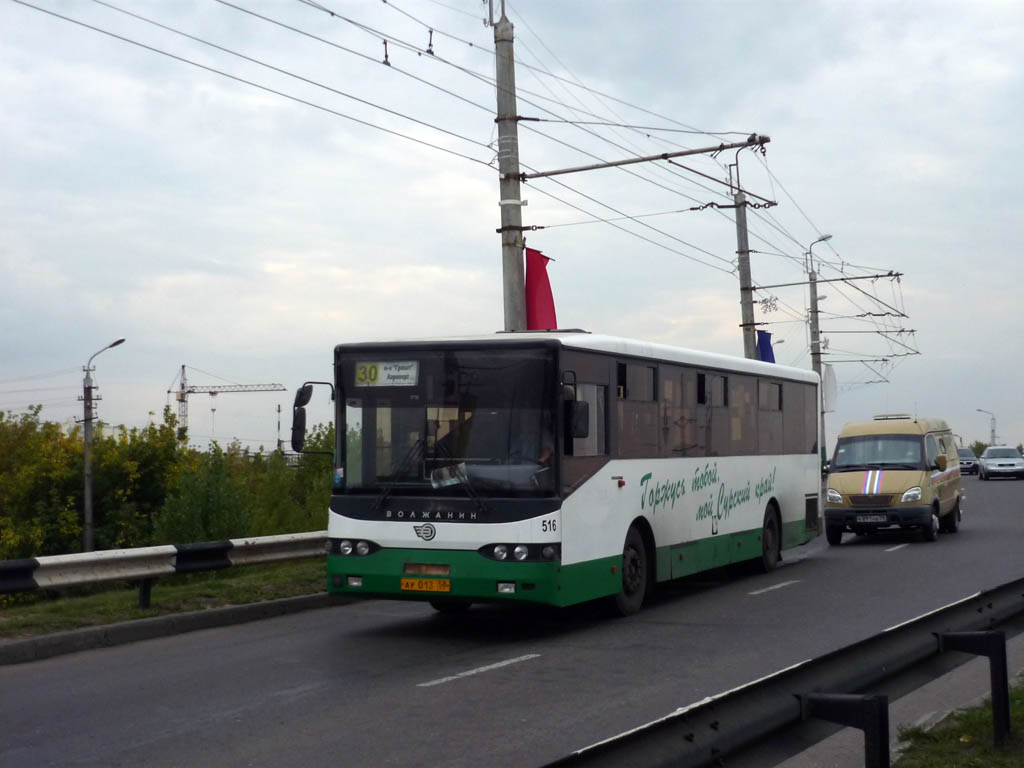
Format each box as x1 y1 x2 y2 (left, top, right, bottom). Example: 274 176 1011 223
168 365 286 434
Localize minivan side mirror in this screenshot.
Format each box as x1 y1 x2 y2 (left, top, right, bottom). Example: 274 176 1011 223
935 454 947 472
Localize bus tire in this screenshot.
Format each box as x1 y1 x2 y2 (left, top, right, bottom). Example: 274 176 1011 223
430 599 472 614
612 526 648 617
759 504 781 572
825 524 843 546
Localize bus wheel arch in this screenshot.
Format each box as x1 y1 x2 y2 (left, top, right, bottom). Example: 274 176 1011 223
612 518 654 617
759 500 782 572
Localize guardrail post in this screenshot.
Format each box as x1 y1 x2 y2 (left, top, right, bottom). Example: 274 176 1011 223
799 692 890 768
937 631 1010 747
138 578 154 609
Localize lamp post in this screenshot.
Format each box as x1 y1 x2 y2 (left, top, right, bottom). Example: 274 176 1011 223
976 408 996 446
82 338 125 551
807 235 832 462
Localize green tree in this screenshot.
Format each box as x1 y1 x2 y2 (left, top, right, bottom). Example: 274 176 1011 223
0 407 82 559
969 441 987 457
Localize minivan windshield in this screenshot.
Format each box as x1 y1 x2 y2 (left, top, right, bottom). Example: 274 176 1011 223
832 433 925 471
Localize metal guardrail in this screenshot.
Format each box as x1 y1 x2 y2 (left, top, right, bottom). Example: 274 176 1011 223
0 531 328 606
545 575 1024 768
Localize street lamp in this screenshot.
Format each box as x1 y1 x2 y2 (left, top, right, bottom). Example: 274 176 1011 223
807 235 832 462
82 338 125 551
976 408 996 446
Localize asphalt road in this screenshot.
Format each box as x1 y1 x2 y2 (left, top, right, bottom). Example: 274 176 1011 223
2 475 1022 767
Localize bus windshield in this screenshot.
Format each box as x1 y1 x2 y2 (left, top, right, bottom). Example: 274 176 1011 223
338 348 556 497
832 433 926 471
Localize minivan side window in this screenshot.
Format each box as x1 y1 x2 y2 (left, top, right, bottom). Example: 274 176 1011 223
925 434 939 467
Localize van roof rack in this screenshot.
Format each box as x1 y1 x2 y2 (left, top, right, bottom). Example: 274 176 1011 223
873 413 912 420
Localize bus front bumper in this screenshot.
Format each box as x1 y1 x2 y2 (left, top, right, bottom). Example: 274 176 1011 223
327 548 566 606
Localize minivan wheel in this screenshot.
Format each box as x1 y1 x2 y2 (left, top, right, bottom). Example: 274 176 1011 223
941 498 961 533
825 524 843 546
922 510 939 542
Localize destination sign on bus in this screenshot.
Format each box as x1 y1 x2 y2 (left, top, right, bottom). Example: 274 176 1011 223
354 361 419 387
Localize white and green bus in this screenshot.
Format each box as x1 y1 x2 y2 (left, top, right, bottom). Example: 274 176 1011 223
291 331 821 615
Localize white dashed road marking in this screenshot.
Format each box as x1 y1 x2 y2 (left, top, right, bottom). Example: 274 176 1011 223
417 654 541 688
885 544 909 552
748 579 800 596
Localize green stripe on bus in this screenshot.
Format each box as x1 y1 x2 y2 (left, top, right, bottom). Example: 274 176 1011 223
660 519 814 580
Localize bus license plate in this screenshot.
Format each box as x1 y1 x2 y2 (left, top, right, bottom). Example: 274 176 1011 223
401 578 450 593
856 514 887 523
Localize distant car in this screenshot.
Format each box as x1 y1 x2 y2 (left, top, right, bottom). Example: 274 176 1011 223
978 446 1024 480
957 447 978 475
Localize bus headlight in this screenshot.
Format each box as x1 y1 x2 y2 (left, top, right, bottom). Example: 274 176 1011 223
826 489 843 504
340 540 353 555
493 544 508 561
356 541 371 556
513 545 529 561
541 545 559 560
901 487 923 503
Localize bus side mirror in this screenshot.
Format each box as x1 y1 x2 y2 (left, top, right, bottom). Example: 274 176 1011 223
566 400 589 439
291 406 307 452
935 454 947 472
294 383 314 408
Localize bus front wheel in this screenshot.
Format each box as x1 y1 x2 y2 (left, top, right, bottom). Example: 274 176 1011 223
612 526 648 616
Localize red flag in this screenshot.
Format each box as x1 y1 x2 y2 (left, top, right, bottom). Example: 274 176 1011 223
525 247 557 330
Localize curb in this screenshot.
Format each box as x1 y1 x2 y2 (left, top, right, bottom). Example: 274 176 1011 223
0 592 350 666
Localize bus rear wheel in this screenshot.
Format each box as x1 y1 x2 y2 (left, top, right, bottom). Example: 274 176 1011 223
759 505 781 572
612 526 648 617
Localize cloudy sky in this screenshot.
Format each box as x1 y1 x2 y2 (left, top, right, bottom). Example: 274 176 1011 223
1 0 1021 451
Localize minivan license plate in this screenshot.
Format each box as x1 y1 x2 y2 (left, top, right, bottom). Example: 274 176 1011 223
856 514 887 523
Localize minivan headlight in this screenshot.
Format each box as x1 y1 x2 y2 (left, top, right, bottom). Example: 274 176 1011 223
901 487 922 503
826 489 843 504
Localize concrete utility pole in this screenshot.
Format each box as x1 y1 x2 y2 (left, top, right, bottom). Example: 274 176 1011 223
735 190 756 359
493 8 527 332
81 337 125 552
807 235 831 461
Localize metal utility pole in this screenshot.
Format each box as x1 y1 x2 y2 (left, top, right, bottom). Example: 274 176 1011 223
81 337 125 552
976 408 996 445
493 7 526 332
735 190 756 359
807 235 831 461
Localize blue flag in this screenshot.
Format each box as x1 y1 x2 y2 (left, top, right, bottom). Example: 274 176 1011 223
756 330 775 363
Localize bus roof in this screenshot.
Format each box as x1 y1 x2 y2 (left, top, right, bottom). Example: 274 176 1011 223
334 330 819 385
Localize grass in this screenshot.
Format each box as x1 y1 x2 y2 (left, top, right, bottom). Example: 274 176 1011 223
895 679 1024 767
0 558 326 640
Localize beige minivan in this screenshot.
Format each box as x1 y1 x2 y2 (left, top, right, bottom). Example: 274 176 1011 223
824 414 962 545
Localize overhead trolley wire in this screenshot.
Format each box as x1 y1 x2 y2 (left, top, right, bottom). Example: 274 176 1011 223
87 0 493 155
10 0 495 169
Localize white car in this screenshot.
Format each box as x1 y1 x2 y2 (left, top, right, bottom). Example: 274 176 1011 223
978 446 1024 480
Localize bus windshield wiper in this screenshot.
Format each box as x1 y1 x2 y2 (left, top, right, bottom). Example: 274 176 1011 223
372 438 425 513
434 444 492 517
